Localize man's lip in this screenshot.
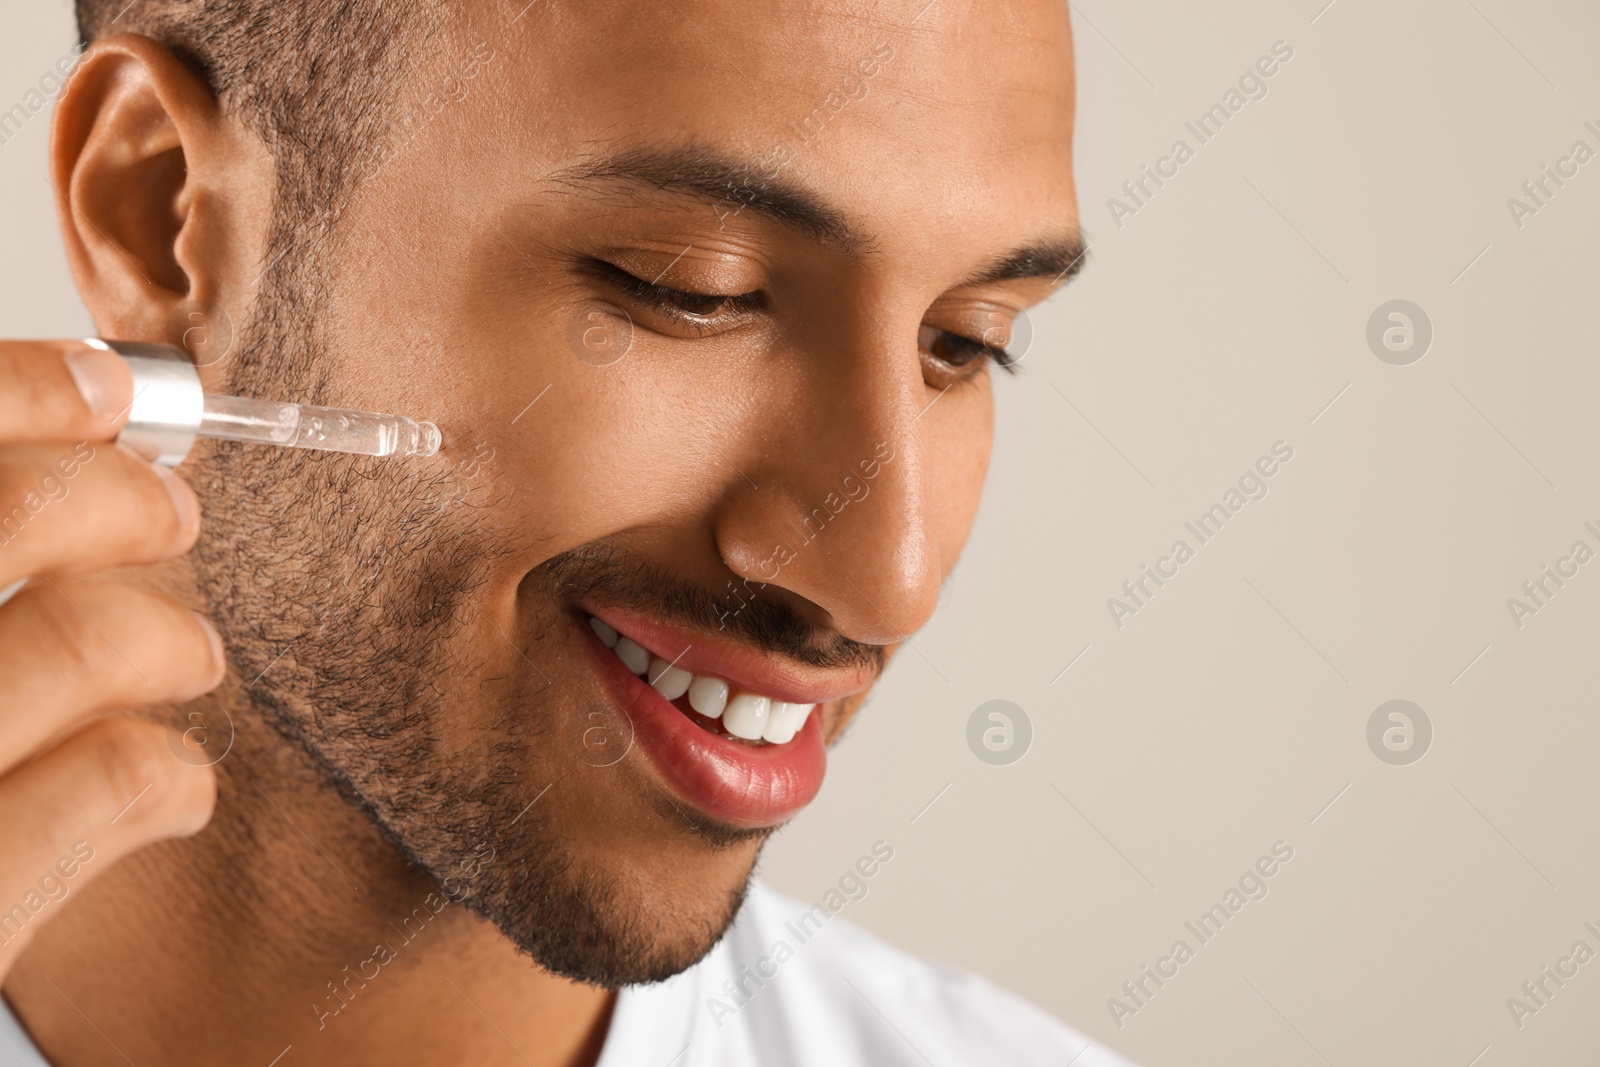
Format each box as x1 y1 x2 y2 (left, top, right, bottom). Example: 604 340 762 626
577 601 876 705
579 619 827 827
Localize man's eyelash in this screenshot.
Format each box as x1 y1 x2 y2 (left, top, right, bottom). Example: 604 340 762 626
594 261 763 319
919 326 1020 377
941 332 1020 375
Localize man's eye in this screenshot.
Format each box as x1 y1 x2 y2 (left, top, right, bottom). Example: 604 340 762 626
599 262 761 323
918 324 1016 373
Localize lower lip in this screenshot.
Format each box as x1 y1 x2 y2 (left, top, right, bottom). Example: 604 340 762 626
579 619 827 828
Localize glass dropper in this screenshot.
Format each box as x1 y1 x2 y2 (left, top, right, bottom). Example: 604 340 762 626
89 339 441 467
197 393 441 458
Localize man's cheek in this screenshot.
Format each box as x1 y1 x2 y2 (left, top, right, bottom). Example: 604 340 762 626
926 402 995 572
483 364 732 558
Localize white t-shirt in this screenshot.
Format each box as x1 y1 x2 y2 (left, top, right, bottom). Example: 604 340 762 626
0 882 1135 1066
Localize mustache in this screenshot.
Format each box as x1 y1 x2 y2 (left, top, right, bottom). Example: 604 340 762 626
537 543 886 675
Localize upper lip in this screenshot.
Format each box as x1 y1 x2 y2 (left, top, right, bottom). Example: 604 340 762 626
578 601 878 706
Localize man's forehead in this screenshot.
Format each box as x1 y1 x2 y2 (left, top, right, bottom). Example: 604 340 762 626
415 0 1078 281
458 0 1074 124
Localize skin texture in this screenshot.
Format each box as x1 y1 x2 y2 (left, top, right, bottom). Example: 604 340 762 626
1 1 1078 1064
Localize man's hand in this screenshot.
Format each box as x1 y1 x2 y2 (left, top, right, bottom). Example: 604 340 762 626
0 340 222 975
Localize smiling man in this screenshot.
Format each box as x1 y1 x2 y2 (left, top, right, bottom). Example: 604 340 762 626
0 0 1123 1064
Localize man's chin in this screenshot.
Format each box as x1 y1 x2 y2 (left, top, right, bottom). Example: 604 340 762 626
473 850 757 988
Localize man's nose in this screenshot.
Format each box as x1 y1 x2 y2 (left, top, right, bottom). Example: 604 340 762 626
714 333 942 647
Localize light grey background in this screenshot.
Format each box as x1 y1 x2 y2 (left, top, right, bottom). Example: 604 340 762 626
6 1 1599 1064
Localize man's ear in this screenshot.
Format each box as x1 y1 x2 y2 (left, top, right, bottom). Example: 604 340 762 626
50 34 272 376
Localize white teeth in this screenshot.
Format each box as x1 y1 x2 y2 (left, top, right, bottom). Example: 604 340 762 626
614 636 651 675
723 693 770 741
592 615 816 744
687 676 729 719
589 616 620 648
763 701 814 745
649 657 692 701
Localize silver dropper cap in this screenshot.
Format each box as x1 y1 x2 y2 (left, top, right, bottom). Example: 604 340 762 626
89 339 203 467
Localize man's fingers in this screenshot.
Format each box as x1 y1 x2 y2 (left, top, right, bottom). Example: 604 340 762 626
0 443 199 589
0 718 216 975
0 341 132 445
0 580 224 775
0 341 218 982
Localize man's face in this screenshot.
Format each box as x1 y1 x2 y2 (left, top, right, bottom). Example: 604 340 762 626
198 0 1077 984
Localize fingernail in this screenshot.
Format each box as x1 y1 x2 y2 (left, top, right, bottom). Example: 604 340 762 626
153 464 200 534
64 346 134 421
190 611 224 669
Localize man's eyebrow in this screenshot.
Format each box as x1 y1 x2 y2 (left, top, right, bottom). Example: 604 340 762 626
544 144 1084 287
963 233 1088 287
545 144 866 249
